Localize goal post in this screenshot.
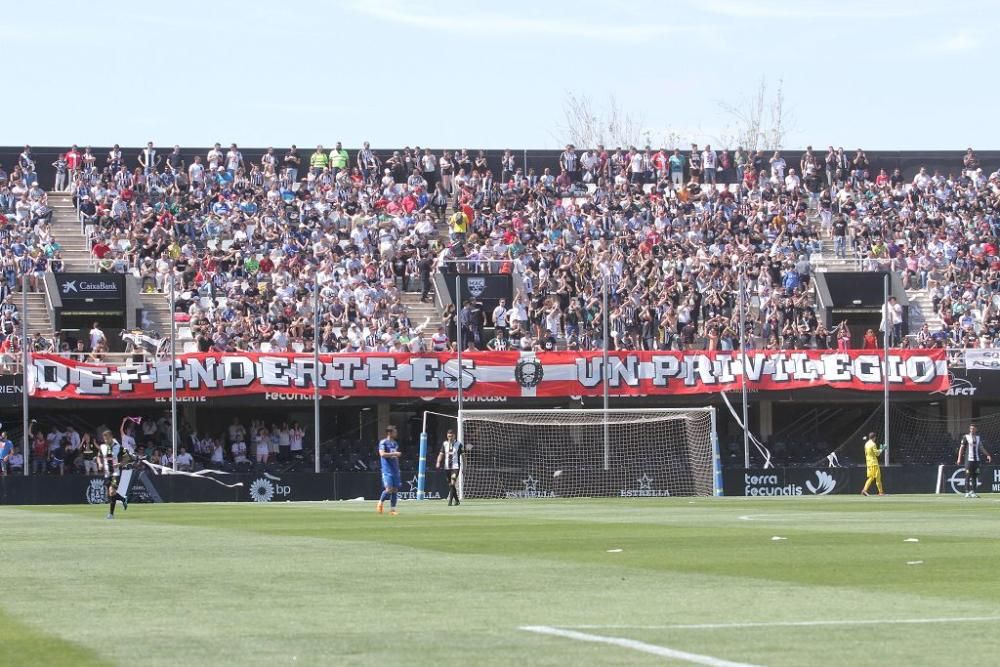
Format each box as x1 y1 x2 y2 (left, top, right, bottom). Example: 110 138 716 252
458 408 720 499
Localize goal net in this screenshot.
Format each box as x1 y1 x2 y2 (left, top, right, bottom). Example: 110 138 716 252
459 409 717 499
816 404 999 467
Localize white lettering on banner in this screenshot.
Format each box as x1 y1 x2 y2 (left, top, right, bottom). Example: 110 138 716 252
619 474 671 497
62 279 118 295
367 357 397 389
248 477 291 502
264 393 312 401
449 395 507 403
931 374 976 397
79 280 117 292
651 355 680 386
744 471 839 496
397 477 442 500
575 357 603 388
715 356 737 384
505 475 556 499
27 350 949 399
410 358 440 390
965 349 1000 370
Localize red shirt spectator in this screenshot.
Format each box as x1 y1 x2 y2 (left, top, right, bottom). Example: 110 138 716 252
65 147 81 171
92 241 111 258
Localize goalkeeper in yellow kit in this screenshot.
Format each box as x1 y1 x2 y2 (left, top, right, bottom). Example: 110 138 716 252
861 432 884 496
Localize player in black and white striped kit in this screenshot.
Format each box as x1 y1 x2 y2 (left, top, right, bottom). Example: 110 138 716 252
99 429 130 518
957 424 993 498
436 429 464 506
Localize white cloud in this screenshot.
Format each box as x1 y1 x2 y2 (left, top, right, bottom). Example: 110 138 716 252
698 0 928 19
349 0 708 41
939 31 982 52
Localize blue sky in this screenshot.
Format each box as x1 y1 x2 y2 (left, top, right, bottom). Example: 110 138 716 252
3 0 994 149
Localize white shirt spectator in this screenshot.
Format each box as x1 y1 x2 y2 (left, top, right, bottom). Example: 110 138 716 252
290 427 304 452
232 440 249 464
175 450 194 471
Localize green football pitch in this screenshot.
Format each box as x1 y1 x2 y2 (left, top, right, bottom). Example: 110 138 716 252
3 497 1000 666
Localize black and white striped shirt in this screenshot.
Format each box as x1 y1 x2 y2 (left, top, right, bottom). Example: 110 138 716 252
963 434 984 462
440 439 463 470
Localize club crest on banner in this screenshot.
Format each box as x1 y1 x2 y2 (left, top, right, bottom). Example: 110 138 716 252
466 277 486 297
85 478 107 504
514 359 544 388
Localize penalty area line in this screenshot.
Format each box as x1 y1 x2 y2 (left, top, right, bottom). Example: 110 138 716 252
519 625 761 667
564 615 1000 630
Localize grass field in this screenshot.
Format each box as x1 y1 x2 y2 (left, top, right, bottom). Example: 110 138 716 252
3 497 1000 666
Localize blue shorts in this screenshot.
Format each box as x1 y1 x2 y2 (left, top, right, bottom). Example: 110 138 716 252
381 471 401 489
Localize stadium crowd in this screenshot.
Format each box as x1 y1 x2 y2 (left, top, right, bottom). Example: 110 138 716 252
0 147 67 290
2 414 417 477
442 144 1000 352
14 140 996 354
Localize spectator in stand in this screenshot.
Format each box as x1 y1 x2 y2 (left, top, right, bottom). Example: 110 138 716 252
8 447 22 474
89 321 106 351
231 434 249 465
0 432 12 475
175 446 194 472
52 153 68 192
80 432 99 475
254 427 270 465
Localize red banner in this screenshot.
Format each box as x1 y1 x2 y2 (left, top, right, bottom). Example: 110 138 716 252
27 349 949 400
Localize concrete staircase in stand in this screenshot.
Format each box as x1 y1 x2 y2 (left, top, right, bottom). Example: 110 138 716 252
905 287 942 332
22 291 53 338
400 290 441 334
48 193 93 271
138 292 192 354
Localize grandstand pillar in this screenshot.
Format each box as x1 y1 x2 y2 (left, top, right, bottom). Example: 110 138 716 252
758 400 773 440
376 403 390 439
184 403 199 436
945 396 972 438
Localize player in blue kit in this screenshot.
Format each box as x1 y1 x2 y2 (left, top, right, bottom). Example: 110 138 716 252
377 425 401 516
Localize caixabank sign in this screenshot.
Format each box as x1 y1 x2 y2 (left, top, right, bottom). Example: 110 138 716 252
55 273 125 303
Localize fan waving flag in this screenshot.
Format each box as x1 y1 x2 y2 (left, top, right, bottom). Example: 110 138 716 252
121 330 169 359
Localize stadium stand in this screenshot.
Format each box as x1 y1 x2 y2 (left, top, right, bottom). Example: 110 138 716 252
5 142 999 360
7 141 998 471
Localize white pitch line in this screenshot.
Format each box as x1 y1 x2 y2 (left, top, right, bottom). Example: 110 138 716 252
519 625 762 667
564 616 1000 631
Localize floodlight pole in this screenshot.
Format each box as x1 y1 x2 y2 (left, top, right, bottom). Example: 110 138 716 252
455 271 465 502
602 272 610 470
739 271 750 468
455 272 464 445
169 261 178 471
313 277 321 473
883 272 890 466
21 274 29 476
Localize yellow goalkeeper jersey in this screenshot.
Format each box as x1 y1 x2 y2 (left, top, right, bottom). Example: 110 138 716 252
864 439 881 466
